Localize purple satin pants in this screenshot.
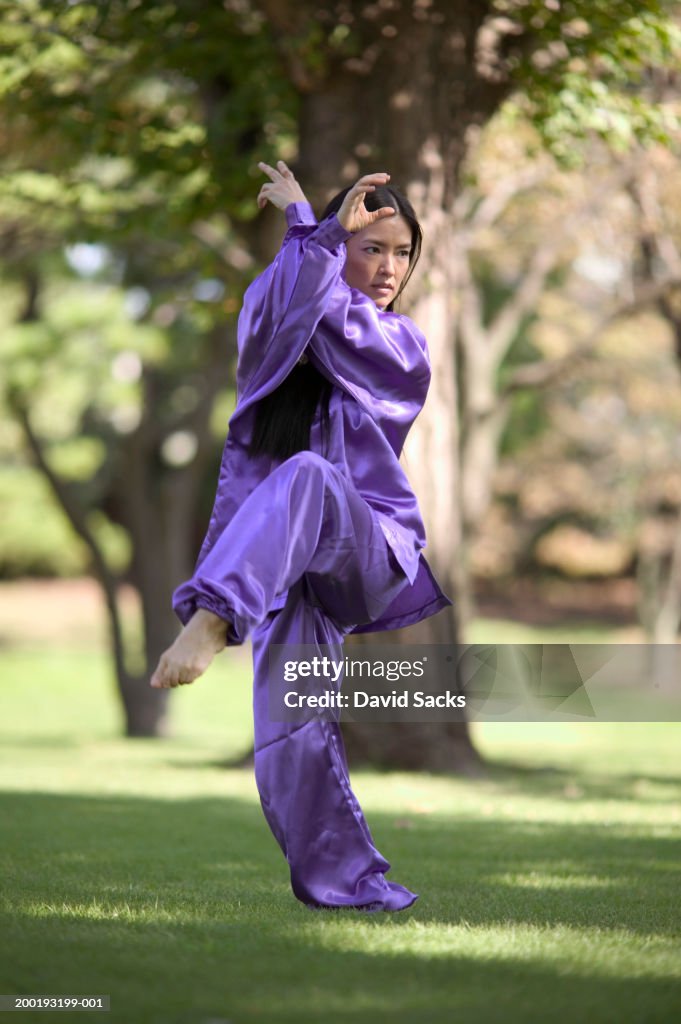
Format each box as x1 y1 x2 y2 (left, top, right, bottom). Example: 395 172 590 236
173 451 418 911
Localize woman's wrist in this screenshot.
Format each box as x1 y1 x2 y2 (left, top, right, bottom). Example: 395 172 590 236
285 200 317 228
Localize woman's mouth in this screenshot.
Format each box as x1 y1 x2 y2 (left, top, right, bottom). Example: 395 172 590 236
372 284 393 296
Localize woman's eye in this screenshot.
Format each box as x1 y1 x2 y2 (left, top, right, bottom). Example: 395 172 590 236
364 247 410 257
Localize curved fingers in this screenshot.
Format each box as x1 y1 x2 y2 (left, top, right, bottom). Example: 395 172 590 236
356 172 390 186
369 206 396 221
258 159 296 182
258 161 280 180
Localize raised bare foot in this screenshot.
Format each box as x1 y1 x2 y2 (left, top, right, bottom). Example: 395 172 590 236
149 610 228 689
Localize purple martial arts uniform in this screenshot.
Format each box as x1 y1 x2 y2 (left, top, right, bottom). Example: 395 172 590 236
172 201 451 911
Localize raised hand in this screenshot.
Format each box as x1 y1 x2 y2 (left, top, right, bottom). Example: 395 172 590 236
257 160 308 211
336 173 395 233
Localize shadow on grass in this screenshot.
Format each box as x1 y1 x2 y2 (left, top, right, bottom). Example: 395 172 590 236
1 789 680 1024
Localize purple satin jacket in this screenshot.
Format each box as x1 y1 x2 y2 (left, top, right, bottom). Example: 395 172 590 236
191 201 451 634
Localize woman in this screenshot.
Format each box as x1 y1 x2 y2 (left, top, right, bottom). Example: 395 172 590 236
150 161 451 912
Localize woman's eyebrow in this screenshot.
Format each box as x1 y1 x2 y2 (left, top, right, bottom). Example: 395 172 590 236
362 238 413 248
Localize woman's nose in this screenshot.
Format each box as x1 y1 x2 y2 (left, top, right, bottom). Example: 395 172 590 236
380 253 395 276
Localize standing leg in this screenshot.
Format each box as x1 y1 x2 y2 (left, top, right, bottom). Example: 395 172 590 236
252 584 418 912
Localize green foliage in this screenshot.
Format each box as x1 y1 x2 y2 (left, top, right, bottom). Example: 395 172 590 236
0 467 88 576
497 0 681 161
0 271 174 577
501 389 548 456
0 462 132 577
0 0 296 230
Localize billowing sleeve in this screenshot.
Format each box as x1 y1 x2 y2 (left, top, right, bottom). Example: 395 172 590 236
235 202 351 408
190 203 350 573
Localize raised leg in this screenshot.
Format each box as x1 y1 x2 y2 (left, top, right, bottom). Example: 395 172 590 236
172 451 407 641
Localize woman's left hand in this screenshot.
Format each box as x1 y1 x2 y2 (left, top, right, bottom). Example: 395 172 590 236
257 160 308 210
336 173 395 233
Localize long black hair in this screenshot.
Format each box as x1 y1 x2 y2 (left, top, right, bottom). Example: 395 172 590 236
247 183 422 462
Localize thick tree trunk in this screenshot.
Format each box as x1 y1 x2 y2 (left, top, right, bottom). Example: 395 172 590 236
258 0 510 772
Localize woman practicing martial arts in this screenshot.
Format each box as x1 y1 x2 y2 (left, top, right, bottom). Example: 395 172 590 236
150 160 451 912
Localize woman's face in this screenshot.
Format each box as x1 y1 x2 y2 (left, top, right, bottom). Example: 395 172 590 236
342 213 413 310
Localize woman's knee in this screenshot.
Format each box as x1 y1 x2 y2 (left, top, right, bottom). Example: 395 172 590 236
279 450 338 484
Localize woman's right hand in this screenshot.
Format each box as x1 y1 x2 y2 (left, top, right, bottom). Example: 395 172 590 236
257 160 308 211
336 173 395 233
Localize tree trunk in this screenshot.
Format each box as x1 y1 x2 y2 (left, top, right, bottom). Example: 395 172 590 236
258 0 510 772
115 406 177 737
111 329 233 736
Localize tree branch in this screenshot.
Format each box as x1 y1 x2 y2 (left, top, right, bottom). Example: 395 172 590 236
8 391 134 688
454 163 553 237
484 163 643 367
502 276 681 393
487 237 563 365
628 163 681 362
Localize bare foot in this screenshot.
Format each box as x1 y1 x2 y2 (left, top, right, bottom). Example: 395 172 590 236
149 610 228 689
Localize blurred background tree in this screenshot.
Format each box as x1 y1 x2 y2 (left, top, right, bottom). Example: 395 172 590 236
0 0 289 734
1 1 679 764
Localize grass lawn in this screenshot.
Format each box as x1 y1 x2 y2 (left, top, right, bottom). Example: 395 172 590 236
1 599 680 1023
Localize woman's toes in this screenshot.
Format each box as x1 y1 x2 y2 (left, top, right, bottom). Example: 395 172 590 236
150 654 174 688
149 625 222 689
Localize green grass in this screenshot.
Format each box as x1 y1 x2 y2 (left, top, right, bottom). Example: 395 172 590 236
1 639 680 1024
